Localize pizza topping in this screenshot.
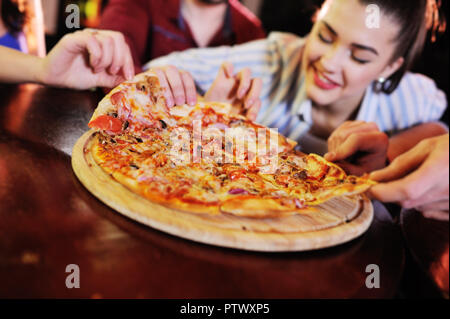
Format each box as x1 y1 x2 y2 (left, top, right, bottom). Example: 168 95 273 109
88 115 123 134
110 91 124 106
275 174 290 186
209 122 229 131
159 120 167 129
88 72 375 215
228 188 249 195
293 170 308 180
229 119 244 127
136 82 148 92
295 198 305 209
229 169 246 181
130 163 140 169
123 120 129 130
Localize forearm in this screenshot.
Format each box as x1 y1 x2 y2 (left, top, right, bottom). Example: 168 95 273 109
0 46 44 84
387 122 449 161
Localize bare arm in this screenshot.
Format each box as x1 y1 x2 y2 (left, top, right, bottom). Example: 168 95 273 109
0 46 43 84
0 29 134 89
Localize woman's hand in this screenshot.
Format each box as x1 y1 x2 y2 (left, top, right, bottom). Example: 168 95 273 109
152 65 198 107
324 121 389 176
151 62 263 121
205 62 262 121
369 134 449 220
40 29 135 89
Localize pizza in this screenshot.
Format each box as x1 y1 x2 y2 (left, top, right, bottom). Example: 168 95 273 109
84 70 375 219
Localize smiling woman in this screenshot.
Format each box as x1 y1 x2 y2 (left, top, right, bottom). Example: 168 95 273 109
145 0 447 157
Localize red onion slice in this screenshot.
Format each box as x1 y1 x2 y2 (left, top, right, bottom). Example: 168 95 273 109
228 188 249 195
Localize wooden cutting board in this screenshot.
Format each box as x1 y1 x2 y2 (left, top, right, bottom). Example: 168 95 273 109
72 131 373 252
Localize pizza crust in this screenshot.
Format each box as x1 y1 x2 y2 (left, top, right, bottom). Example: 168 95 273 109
90 71 161 124
220 197 300 218
76 131 369 235
82 70 377 223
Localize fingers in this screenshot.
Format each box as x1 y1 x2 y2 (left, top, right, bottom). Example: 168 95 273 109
236 68 252 99
335 161 367 176
369 144 428 182
165 66 187 106
222 62 234 78
327 121 378 154
154 66 197 107
237 68 262 120
107 35 124 75
108 32 134 80
204 62 238 103
247 99 261 121
81 29 134 80
326 121 380 161
205 63 262 120
416 199 450 213
244 78 262 109
421 209 449 221
369 161 436 203
325 131 388 162
180 70 197 106
83 35 102 70
403 185 449 209
122 43 135 80
369 135 449 208
93 33 114 73
154 68 175 107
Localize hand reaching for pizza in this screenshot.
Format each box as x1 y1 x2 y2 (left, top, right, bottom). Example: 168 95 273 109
324 121 389 176
40 29 135 89
369 134 449 221
204 62 263 121
152 65 198 107
152 63 263 121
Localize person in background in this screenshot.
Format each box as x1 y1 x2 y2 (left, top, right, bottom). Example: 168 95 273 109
99 0 266 71
145 0 447 161
0 28 134 89
0 0 27 51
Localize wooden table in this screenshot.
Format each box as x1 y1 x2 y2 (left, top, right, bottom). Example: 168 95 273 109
0 84 405 298
401 209 449 298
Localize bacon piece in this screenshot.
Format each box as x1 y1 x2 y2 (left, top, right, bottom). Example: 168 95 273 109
111 91 131 121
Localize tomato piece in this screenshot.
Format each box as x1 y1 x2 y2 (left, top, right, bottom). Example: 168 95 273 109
276 174 290 185
88 115 123 133
229 169 246 181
